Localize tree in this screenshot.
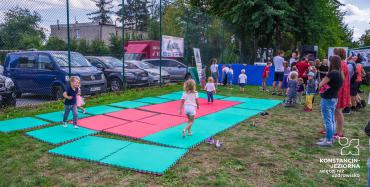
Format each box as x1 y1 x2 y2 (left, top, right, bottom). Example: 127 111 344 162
87 0 114 24
109 34 123 58
77 39 91 55
117 0 150 31
358 30 370 47
43 37 67 50
0 7 45 50
90 39 110 56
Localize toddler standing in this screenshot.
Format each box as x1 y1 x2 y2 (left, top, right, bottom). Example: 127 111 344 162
305 72 316 112
204 77 216 103
62 76 80 129
285 72 298 106
238 69 247 92
297 78 305 104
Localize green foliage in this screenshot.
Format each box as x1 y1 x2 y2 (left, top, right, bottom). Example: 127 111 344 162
90 39 110 56
0 7 44 50
87 0 114 24
77 39 91 55
43 37 67 51
190 0 355 62
117 0 149 31
358 30 370 47
109 34 123 58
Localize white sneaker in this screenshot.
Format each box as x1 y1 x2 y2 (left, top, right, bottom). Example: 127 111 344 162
63 122 67 128
74 125 79 129
215 140 222 148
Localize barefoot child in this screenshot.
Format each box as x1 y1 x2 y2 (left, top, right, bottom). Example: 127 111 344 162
62 76 80 128
179 79 200 137
238 69 247 92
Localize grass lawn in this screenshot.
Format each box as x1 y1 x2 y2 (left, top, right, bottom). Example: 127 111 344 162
0 83 369 186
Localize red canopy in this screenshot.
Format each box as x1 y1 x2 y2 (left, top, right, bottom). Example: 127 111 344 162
126 44 148 54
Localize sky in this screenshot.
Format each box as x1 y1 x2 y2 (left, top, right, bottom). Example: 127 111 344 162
0 0 369 41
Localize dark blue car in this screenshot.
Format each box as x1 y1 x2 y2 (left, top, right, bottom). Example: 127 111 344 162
3 51 107 100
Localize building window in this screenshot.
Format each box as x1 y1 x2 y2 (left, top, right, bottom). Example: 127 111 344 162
75 29 80 39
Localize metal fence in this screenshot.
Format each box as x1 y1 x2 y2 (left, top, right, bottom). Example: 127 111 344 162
0 0 238 108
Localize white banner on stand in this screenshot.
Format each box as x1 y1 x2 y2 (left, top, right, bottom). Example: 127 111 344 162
193 48 202 84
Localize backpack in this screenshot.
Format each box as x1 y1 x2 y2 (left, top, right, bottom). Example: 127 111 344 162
349 62 357 83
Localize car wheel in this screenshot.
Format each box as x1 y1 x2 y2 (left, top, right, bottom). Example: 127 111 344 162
4 92 16 107
15 91 22 98
110 78 123 92
52 86 64 100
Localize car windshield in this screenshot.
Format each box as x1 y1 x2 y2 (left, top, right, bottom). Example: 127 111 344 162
124 54 143 60
100 57 123 68
137 62 155 69
53 52 92 67
125 62 138 69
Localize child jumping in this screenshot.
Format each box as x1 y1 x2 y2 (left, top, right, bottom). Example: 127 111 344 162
63 76 80 129
238 69 247 92
261 61 272 91
179 79 200 137
204 77 216 103
305 72 316 112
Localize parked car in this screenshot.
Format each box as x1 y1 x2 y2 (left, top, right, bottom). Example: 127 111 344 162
3 51 107 100
126 60 170 85
0 75 16 107
86 56 149 90
142 59 187 82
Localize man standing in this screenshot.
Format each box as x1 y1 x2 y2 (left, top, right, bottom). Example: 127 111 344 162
272 50 285 96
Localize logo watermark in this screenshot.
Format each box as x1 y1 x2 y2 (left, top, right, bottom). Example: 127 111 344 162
318 137 361 178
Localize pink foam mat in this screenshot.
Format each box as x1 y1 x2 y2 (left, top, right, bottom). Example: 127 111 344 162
77 115 130 131
139 98 240 118
138 114 188 129
105 109 158 121
103 121 163 138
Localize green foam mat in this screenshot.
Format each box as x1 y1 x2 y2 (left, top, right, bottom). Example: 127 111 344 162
84 105 122 115
101 142 187 174
157 93 182 101
49 136 131 161
26 125 97 144
197 92 226 100
108 101 150 108
36 110 91 123
134 97 171 104
222 96 281 104
0 117 49 133
232 99 282 111
143 108 261 149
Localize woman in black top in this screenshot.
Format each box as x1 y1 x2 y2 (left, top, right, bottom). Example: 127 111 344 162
316 55 343 147
318 59 329 80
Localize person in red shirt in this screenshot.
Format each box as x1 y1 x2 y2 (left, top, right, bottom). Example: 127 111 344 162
261 61 272 91
296 57 310 83
333 48 350 139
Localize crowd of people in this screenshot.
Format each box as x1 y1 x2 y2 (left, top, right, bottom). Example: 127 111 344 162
270 48 366 147
205 48 367 147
